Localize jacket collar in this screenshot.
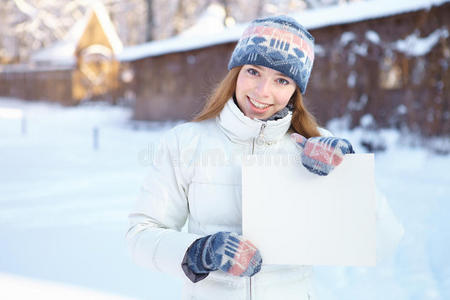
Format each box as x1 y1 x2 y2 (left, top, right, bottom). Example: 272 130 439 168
216 99 292 144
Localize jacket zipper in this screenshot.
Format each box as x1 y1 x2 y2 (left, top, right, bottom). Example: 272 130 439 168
252 123 267 154
248 123 266 300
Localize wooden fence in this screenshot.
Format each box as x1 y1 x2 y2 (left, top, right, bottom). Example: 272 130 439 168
0 65 74 105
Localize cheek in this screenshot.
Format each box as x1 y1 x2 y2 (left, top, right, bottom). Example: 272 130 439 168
236 75 251 94
275 88 296 106
235 75 253 100
235 76 249 108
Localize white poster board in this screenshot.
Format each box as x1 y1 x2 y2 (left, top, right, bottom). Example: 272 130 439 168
242 153 376 266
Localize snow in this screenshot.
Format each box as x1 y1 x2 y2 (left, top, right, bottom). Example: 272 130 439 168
347 94 369 111
29 39 78 66
291 0 450 30
118 24 245 62
118 0 449 62
0 98 180 299
340 32 356 47
394 28 449 56
0 273 134 300
397 104 408 115
1 97 449 300
0 64 73 73
89 1 123 54
359 114 376 128
365 31 381 44
351 42 369 57
347 71 357 88
179 3 227 38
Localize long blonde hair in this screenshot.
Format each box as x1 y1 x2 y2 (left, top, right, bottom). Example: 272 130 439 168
193 67 321 138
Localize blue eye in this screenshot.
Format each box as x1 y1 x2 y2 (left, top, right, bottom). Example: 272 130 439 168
277 78 290 85
247 68 259 76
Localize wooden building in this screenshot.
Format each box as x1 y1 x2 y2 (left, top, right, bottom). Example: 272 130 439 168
70 3 122 102
0 2 122 105
120 0 449 137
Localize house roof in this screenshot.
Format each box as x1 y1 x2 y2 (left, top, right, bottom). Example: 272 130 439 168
30 1 123 66
118 0 449 62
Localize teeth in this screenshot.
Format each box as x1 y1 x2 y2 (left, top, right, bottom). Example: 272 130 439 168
249 98 269 109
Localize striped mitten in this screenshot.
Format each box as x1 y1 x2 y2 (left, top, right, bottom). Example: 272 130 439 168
183 232 262 282
291 133 355 176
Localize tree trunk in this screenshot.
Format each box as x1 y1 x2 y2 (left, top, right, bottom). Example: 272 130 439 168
173 0 187 36
145 0 154 41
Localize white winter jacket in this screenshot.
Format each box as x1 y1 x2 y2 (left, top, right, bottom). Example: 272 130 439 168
127 99 404 300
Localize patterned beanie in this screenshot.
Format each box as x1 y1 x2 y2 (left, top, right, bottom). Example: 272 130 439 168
228 15 315 94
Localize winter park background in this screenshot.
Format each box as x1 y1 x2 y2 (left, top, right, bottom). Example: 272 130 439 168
1 96 449 300
1 0 450 299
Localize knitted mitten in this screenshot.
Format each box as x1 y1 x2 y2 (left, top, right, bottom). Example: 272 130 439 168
185 232 262 278
291 133 355 176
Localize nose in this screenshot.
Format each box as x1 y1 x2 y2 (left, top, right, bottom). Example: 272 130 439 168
255 78 271 98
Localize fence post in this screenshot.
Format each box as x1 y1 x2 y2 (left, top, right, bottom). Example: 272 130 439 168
93 126 99 150
21 114 27 135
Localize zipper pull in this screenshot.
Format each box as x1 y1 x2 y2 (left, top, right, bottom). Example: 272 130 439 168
255 123 267 146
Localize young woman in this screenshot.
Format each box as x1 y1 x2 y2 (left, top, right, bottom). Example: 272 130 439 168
127 16 403 300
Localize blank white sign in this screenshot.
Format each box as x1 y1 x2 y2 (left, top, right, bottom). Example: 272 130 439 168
242 153 376 266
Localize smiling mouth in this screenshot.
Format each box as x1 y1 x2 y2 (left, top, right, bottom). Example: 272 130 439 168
248 97 271 110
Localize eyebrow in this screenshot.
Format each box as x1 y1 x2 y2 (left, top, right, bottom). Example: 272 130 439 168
250 65 291 79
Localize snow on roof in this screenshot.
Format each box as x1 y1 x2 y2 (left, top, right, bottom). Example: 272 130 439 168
118 2 244 62
29 40 78 67
291 0 449 30
29 14 87 66
118 24 245 62
119 0 449 62
179 3 227 38
30 1 122 66
91 1 123 54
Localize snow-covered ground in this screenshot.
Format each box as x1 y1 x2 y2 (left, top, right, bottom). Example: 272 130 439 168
0 97 449 300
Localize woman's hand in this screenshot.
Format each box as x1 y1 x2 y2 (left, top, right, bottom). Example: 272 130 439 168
184 232 262 280
291 133 355 176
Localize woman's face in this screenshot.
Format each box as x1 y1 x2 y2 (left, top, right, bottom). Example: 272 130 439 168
235 64 296 120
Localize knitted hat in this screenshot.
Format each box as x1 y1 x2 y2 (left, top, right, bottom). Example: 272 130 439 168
228 15 315 94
